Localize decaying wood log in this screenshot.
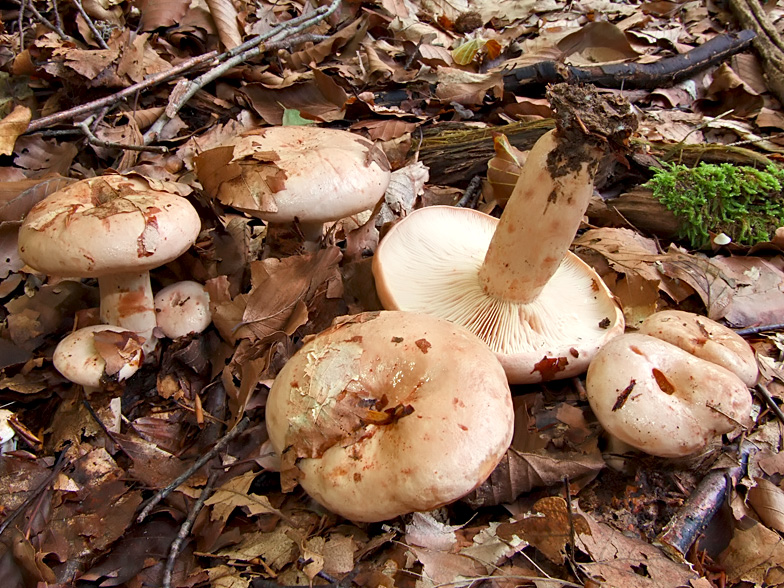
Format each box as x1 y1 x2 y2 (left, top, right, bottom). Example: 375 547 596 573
416 120 774 187
586 188 680 239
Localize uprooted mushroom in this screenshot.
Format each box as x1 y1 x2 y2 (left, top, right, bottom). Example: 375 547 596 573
265 310 514 522
372 84 638 383
585 311 756 458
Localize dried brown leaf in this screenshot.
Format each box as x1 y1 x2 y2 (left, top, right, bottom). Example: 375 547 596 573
0 106 31 156
205 0 242 50
205 470 284 521
240 70 348 125
238 247 342 342
577 507 698 587
718 519 784 585
747 477 784 533
497 497 590 564
137 0 191 30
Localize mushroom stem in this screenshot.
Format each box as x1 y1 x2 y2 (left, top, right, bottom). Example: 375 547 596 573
478 130 603 304
99 272 157 353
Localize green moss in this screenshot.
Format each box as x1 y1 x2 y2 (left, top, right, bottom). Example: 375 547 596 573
645 161 784 248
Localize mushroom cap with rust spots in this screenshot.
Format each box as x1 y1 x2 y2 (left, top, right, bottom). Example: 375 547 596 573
194 126 391 224
265 310 514 522
586 333 752 458
18 174 201 277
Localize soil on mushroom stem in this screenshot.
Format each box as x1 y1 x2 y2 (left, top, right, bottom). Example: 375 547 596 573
545 83 639 179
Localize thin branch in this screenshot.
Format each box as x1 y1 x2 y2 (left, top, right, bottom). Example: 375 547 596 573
25 51 220 133
755 382 784 425
72 0 109 50
0 448 70 536
14 0 76 43
735 323 784 336
17 0 25 53
76 116 169 153
136 416 249 523
655 440 756 562
162 471 219 588
143 4 340 143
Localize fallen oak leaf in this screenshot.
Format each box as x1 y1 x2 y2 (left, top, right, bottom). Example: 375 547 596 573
496 496 590 564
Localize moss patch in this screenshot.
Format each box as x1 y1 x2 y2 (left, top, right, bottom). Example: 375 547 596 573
645 161 784 248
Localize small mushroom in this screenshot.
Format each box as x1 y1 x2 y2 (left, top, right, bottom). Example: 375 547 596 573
154 280 212 339
18 174 201 354
585 333 753 457
195 126 391 243
265 311 514 522
638 310 758 387
53 324 144 390
373 86 636 383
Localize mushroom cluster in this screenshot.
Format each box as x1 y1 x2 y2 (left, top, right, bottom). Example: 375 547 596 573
195 125 391 244
17 174 202 384
586 310 757 457
265 311 514 522
372 85 637 383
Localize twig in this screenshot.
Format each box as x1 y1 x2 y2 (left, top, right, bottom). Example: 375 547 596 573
655 440 756 562
17 0 24 53
735 323 784 336
25 51 221 133
11 0 76 43
76 116 169 153
503 30 756 92
455 175 483 208
142 0 341 144
162 471 219 588
0 447 70 536
755 382 784 425
136 416 249 523
72 0 109 50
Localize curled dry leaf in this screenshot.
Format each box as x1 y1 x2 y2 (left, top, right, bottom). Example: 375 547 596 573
747 477 784 533
205 0 242 50
486 133 526 204
0 105 31 156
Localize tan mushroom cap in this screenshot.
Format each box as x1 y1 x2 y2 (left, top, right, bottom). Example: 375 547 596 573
154 280 212 339
265 311 514 522
18 174 201 277
638 310 758 387
586 333 753 458
195 126 391 224
53 324 143 388
372 205 625 384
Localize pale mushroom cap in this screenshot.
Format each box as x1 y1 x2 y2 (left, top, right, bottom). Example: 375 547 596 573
53 325 143 388
372 205 625 384
195 126 391 223
638 310 758 387
586 333 753 458
154 281 212 339
18 175 201 277
265 311 514 522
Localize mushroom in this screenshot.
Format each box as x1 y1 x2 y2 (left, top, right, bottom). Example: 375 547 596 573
265 310 514 522
585 333 753 457
53 324 144 390
154 280 212 339
194 126 391 244
372 85 637 383
638 310 758 387
17 174 201 353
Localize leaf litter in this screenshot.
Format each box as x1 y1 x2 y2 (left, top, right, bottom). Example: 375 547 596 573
1 0 784 586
